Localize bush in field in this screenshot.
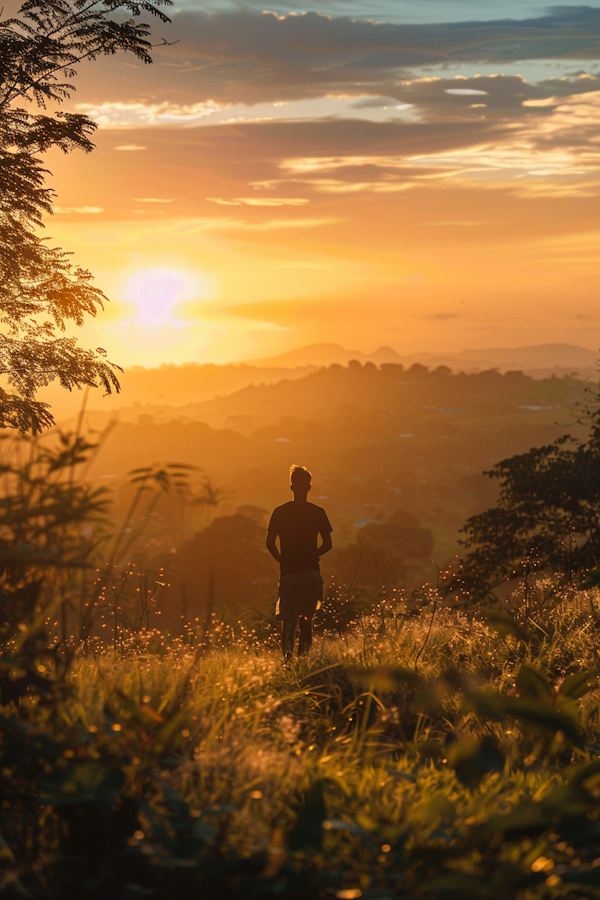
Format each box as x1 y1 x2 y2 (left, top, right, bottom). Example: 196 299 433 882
324 509 434 591
163 513 277 623
0 430 110 684
458 400 600 601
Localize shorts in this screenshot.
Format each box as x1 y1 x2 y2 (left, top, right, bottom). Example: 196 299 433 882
275 570 323 621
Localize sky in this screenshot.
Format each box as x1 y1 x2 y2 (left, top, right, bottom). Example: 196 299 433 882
24 0 600 366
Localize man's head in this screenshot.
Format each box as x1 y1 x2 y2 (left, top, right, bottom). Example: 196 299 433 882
290 465 311 499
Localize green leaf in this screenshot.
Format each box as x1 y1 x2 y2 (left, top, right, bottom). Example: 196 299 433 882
412 793 456 827
449 736 505 789
484 807 552 837
504 696 581 742
416 740 445 761
358 665 421 693
482 607 529 641
515 666 553 703
465 688 508 722
149 708 188 756
558 670 598 700
579 568 600 589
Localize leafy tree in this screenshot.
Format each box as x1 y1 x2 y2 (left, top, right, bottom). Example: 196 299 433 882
0 1 172 432
166 513 276 618
457 409 600 601
325 510 434 590
192 475 232 522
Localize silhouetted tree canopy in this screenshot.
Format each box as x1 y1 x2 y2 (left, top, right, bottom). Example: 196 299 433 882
325 510 434 590
458 404 600 600
167 514 276 617
0 1 171 432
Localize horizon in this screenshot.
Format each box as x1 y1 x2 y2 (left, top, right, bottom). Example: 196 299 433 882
50 339 600 373
36 338 600 422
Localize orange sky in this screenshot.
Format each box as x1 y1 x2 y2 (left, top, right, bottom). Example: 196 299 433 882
32 2 600 366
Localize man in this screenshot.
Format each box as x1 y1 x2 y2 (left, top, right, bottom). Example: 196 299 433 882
266 466 333 661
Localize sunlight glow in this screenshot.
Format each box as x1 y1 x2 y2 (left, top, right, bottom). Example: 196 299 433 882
124 269 192 327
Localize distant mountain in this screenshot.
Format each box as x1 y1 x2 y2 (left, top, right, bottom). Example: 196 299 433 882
248 342 598 377
247 343 404 368
411 343 598 372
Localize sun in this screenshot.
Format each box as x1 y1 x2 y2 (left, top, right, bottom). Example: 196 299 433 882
123 268 191 327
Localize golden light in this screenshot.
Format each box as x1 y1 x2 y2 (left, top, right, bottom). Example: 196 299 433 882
123 268 194 328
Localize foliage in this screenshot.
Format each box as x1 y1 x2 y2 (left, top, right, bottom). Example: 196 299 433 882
0 0 172 431
457 407 600 601
0 428 110 721
8 428 600 896
325 510 435 592
192 476 233 522
5 567 600 897
165 512 276 620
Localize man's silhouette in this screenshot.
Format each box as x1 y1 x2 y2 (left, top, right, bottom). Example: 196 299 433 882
266 466 332 661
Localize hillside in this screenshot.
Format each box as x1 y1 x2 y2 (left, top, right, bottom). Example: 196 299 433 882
37 361 317 420
84 363 592 568
38 343 598 422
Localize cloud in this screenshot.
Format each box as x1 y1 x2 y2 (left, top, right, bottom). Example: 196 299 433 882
81 97 600 208
431 220 480 226
49 86 600 229
207 196 309 206
386 73 600 123
445 88 489 96
425 312 459 319
241 91 600 197
73 8 600 111
169 215 343 234
54 206 104 214
350 96 399 108
79 100 226 129
227 216 341 230
114 144 147 151
134 198 175 203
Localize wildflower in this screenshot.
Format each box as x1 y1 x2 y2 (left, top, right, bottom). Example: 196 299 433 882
277 715 301 743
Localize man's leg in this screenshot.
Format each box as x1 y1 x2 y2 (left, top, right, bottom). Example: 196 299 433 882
282 618 297 661
297 615 313 656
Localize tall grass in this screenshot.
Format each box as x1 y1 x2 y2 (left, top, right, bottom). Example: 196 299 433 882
5 591 598 896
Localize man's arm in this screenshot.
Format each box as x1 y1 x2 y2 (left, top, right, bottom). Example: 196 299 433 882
266 530 281 564
318 531 332 557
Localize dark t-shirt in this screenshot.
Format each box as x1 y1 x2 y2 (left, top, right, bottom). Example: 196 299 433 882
267 501 333 576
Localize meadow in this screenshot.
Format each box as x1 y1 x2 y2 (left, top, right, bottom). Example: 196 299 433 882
5 585 600 899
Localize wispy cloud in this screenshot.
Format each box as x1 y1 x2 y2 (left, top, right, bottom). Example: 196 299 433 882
54 206 104 214
169 216 344 235
425 312 459 320
79 101 226 129
207 197 309 206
